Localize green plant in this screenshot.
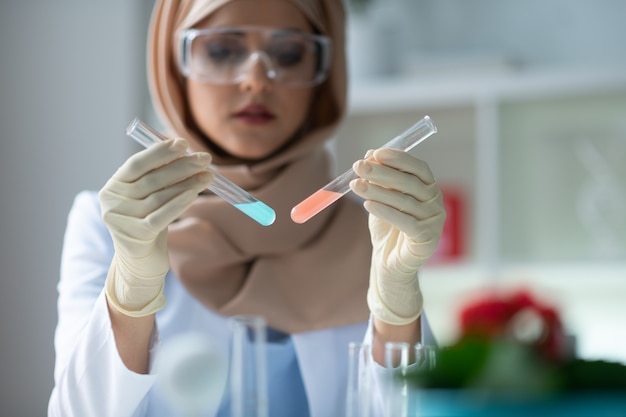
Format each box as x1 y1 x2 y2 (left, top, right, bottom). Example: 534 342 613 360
405 289 626 398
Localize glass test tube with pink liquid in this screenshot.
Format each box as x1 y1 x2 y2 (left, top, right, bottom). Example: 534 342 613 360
290 115 437 224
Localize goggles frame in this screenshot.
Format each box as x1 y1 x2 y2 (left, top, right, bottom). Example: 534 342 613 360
178 25 332 88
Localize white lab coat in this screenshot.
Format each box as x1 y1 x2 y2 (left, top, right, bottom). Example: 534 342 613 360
48 191 435 417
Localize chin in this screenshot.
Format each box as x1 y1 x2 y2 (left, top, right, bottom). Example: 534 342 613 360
229 148 274 162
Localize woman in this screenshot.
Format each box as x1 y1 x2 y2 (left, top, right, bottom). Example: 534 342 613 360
48 0 445 416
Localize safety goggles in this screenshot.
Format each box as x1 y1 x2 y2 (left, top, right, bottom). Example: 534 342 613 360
178 26 332 88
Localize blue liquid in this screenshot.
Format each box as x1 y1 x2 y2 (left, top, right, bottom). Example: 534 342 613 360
234 201 276 226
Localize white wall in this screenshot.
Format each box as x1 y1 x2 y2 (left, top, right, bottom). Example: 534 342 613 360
349 0 626 81
0 1 150 415
404 0 626 67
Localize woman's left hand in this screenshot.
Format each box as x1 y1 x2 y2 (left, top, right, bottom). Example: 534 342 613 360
350 148 446 325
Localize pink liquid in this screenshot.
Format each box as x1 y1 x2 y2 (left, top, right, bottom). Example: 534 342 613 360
291 189 343 224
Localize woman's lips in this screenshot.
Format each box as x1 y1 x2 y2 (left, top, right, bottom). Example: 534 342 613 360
233 104 275 124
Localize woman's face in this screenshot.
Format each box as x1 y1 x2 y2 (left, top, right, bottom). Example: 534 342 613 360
185 0 317 162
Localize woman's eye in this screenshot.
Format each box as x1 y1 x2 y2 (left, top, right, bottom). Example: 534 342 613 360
204 38 245 63
270 42 305 67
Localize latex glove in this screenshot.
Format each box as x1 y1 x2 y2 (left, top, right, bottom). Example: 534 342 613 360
98 138 213 316
350 148 446 325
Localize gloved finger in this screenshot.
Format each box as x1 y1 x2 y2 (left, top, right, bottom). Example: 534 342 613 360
352 158 438 203
350 177 444 220
145 187 207 232
363 199 419 237
107 152 212 199
121 152 212 198
113 138 190 183
368 148 436 185
363 198 444 243
104 187 205 240
102 170 214 219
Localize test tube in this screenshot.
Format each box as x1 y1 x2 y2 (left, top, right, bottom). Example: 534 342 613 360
290 115 437 224
411 343 437 414
345 342 371 417
384 342 410 417
414 343 437 370
230 315 268 417
126 118 276 226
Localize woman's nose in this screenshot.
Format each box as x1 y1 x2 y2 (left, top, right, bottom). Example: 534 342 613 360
239 52 275 93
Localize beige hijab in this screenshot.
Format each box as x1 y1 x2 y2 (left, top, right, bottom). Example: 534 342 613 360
148 0 371 333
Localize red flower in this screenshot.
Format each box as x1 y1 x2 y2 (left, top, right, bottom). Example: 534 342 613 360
459 289 568 361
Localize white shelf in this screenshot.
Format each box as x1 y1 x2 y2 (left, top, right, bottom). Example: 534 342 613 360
340 68 626 362
347 67 626 114
339 65 626 270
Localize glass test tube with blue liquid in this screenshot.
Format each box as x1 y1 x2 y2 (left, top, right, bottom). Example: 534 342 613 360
291 115 437 224
126 118 276 226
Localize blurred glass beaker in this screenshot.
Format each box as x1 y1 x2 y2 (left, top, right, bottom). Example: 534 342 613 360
384 342 410 417
231 315 269 417
346 342 372 417
154 332 227 417
414 343 437 370
410 343 438 415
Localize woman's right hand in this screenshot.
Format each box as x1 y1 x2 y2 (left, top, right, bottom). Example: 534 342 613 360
98 138 214 316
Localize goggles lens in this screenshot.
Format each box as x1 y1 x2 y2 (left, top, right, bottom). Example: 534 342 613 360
179 26 331 88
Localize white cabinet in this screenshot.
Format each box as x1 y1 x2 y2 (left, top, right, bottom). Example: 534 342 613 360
335 67 626 357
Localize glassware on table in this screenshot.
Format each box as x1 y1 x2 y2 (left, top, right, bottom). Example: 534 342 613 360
230 315 269 417
384 342 411 417
154 332 227 417
414 343 437 370
345 342 372 417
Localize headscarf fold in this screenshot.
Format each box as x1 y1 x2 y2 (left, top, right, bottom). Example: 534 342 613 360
148 0 372 333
